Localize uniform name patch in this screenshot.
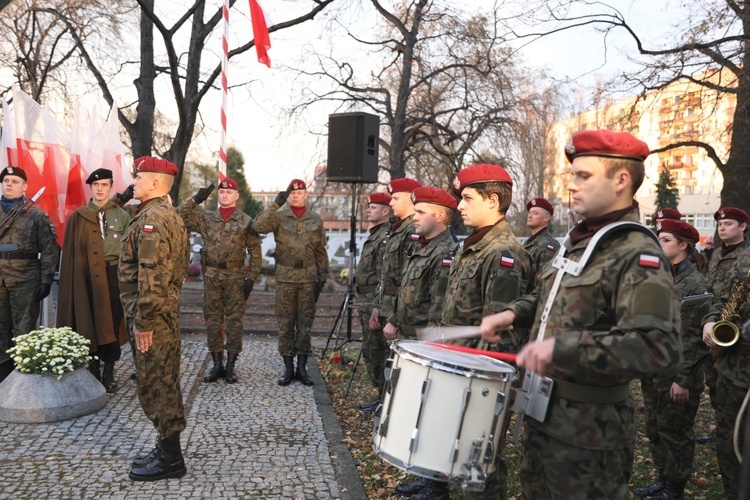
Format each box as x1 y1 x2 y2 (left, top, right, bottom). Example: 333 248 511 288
639 254 660 268
144 224 154 233
500 256 515 268
442 259 452 267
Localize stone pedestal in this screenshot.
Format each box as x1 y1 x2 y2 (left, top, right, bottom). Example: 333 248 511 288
0 367 106 423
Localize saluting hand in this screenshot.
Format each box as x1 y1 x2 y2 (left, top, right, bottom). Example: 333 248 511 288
517 337 555 377
133 326 153 353
480 310 515 343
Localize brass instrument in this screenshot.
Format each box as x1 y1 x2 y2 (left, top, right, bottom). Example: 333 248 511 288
711 270 750 356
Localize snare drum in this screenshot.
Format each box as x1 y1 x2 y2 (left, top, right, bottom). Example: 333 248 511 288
372 340 517 491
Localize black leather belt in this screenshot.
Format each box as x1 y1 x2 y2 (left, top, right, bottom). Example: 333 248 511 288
0 252 38 260
119 282 138 293
206 260 243 269
384 286 399 295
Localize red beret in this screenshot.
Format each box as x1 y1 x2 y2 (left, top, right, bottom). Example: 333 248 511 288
288 179 306 191
218 177 238 190
0 166 27 182
652 208 682 221
387 178 421 194
452 164 513 196
411 187 457 210
526 198 554 215
656 219 700 244
565 130 650 162
714 207 750 223
367 192 392 206
134 156 178 176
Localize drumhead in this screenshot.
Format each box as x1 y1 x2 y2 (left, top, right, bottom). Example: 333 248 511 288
392 340 515 377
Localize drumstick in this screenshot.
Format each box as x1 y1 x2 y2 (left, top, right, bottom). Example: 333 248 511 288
425 341 518 364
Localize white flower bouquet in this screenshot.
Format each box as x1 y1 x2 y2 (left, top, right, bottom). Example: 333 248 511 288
6 326 92 380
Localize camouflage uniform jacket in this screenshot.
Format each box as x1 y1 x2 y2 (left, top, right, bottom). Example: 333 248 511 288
0 200 59 287
395 229 458 331
669 261 711 389
355 222 389 304
442 219 534 352
523 226 560 271
118 196 188 332
705 248 750 388
253 203 328 283
706 238 750 299
378 214 419 326
177 198 261 281
505 209 681 450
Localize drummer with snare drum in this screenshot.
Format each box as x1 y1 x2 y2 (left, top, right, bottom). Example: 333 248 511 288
438 164 535 500
481 130 681 499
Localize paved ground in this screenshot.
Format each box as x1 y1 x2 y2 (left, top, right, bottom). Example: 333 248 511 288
0 336 366 499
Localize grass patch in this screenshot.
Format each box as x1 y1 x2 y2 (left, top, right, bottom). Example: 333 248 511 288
320 347 725 499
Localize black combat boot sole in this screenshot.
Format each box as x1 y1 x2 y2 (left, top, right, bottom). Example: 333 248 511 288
129 464 187 481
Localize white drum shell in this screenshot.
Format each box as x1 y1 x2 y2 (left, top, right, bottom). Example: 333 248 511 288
373 341 516 485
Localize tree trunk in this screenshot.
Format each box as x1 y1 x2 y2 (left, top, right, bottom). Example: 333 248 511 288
131 0 155 160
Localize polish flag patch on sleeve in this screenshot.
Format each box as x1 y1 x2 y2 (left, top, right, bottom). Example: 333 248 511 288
442 258 452 267
144 224 154 233
546 244 555 251
639 254 660 268
410 234 420 241
500 256 515 268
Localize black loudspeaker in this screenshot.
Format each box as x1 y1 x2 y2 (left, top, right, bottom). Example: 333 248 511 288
327 112 379 183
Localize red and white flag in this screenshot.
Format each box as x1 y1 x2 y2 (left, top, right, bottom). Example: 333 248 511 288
249 0 271 67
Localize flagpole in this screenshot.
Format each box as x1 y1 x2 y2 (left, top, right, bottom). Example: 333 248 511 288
219 0 229 181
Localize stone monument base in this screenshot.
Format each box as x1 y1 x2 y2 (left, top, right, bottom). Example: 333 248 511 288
0 367 106 423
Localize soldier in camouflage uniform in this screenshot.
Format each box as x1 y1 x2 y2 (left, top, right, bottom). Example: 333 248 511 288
0 166 59 383
700 207 750 445
369 178 421 337
416 164 533 500
635 220 711 499
389 187 458 500
481 130 681 499
702 206 750 499
178 177 262 384
524 197 560 270
253 179 328 387
119 157 189 481
355 192 392 412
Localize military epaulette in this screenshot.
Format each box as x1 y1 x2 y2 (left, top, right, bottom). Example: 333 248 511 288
638 254 660 269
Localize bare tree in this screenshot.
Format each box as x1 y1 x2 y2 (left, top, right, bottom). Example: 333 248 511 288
291 1 528 183
31 0 336 202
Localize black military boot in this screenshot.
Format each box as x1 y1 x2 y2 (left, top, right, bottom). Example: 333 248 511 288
394 476 428 495
634 476 666 497
295 354 314 386
88 359 101 382
225 352 238 384
651 480 685 500
101 361 118 393
411 479 449 500
278 356 295 386
203 351 225 383
0 360 14 383
129 436 187 481
131 439 161 468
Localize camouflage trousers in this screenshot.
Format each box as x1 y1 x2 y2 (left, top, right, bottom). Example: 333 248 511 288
520 424 634 499
641 377 703 483
705 357 718 409
276 281 316 356
461 454 507 500
715 374 747 499
0 279 39 365
127 312 186 440
204 271 245 354
359 307 388 391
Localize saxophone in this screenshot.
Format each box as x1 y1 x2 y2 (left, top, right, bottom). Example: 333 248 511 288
711 269 750 356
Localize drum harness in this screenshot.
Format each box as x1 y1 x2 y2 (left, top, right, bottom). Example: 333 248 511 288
510 221 660 444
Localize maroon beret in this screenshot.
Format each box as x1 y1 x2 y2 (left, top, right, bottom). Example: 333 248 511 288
368 192 392 206
288 179 306 191
387 178 421 194
452 164 513 196
714 207 750 223
134 156 178 176
526 198 554 215
411 186 458 210
0 165 27 182
656 219 700 244
218 177 238 190
564 130 650 163
652 208 682 221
